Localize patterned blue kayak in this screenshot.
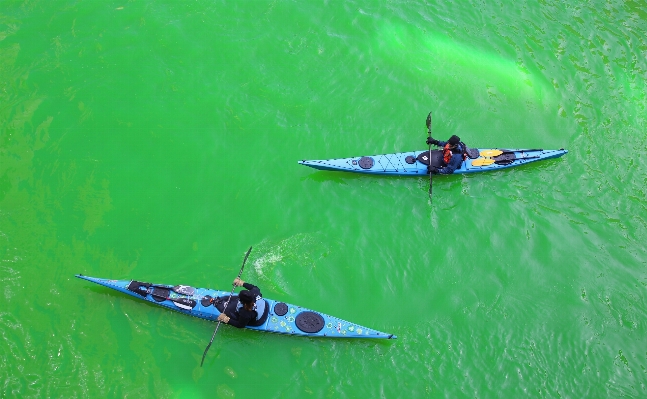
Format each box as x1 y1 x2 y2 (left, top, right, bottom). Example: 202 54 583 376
76 275 396 339
298 148 568 176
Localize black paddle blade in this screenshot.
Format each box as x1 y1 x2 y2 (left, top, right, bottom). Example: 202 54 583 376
173 285 196 296
171 297 197 310
426 112 432 130
200 342 212 366
239 247 252 277
200 321 223 367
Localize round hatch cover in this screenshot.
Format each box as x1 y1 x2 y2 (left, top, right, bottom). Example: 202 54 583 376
358 157 374 169
274 302 288 316
295 311 325 333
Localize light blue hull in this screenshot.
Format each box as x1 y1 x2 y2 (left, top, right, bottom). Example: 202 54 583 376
298 148 567 176
76 275 396 339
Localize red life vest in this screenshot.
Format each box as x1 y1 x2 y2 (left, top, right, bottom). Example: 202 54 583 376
443 143 467 164
443 144 454 164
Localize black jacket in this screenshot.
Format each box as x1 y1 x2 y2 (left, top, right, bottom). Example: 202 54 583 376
226 282 262 328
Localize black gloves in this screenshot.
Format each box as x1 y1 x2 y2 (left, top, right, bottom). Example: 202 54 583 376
427 165 439 174
426 137 439 146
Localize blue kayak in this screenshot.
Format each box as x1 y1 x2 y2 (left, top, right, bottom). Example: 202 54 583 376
76 275 396 339
298 148 568 176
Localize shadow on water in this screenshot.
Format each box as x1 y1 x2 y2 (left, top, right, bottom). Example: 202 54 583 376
301 169 375 184
300 169 426 184
298 163 565 188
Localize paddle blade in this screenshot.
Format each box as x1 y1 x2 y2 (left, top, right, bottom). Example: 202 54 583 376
200 342 212 367
426 112 432 130
171 297 197 310
173 285 196 296
472 158 495 166
479 149 503 157
239 247 252 278
201 322 222 367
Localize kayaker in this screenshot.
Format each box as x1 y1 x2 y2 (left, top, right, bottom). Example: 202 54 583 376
426 134 466 174
216 277 266 328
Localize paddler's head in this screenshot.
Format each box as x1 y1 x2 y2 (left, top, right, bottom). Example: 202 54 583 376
448 135 461 147
239 290 256 309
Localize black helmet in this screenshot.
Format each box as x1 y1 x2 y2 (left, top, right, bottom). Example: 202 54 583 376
448 135 461 145
238 290 256 304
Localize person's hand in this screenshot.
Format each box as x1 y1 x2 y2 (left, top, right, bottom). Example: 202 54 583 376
217 314 230 323
233 277 244 287
427 165 439 175
426 137 439 146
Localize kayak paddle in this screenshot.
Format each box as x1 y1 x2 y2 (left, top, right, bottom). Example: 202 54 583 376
156 296 197 310
200 246 253 367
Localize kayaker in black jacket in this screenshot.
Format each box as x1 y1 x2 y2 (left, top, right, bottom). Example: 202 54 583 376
426 134 466 175
217 278 265 328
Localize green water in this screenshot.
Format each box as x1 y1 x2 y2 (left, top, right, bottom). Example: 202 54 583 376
2 0 646 397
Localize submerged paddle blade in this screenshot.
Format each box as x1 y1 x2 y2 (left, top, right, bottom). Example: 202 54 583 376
201 321 223 367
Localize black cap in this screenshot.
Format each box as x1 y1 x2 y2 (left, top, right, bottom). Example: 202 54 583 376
238 290 255 304
448 135 461 145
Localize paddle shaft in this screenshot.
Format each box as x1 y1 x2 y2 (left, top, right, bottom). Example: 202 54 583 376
200 246 253 367
426 112 433 197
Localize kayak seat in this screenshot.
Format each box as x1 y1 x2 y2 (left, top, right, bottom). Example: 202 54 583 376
248 300 270 327
213 296 270 327
214 296 239 312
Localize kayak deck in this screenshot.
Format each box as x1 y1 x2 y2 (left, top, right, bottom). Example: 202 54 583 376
76 275 396 339
298 148 568 176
